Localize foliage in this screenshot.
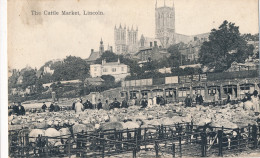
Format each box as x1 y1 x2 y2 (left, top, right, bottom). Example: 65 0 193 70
21 69 37 89
199 20 254 72
167 42 186 68
242 33 259 41
171 67 202 76
52 56 90 81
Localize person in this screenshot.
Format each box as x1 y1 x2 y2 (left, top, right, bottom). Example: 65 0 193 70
72 100 76 110
41 102 47 112
242 93 250 102
110 98 120 109
153 96 158 106
49 102 55 112
156 95 160 105
184 94 192 107
227 93 231 104
121 98 128 108
97 99 102 110
9 102 16 109
196 93 204 105
252 90 259 112
159 96 165 106
14 102 25 116
148 98 153 107
75 99 84 113
84 100 93 109
53 102 60 112
8 102 16 115
141 98 148 108
103 100 110 110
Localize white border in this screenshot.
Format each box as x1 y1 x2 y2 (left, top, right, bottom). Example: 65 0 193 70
1 0 8 156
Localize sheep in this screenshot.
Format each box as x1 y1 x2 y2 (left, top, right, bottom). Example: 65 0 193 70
29 129 45 144
45 128 61 146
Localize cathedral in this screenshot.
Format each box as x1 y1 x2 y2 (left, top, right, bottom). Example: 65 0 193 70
155 0 175 48
114 24 138 54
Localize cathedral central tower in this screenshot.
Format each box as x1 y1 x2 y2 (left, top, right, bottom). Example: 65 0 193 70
155 0 175 48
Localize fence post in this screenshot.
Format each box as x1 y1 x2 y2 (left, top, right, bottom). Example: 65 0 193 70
102 137 105 158
218 130 223 157
46 137 49 158
179 132 182 157
201 131 207 157
252 124 258 149
68 137 71 158
132 147 136 158
172 143 175 158
144 128 147 151
155 141 159 158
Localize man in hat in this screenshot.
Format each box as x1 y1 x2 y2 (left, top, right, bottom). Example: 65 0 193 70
83 99 93 109
42 102 47 112
49 102 55 112
75 99 84 113
14 102 25 116
252 90 259 112
54 102 60 112
97 99 102 110
184 94 192 108
121 98 128 108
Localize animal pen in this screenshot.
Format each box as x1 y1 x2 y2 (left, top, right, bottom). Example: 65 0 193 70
9 122 260 157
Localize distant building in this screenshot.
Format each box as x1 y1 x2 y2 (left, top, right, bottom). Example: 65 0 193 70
84 77 104 87
227 61 259 72
155 0 175 48
135 40 170 64
114 24 138 54
90 59 130 81
86 38 105 64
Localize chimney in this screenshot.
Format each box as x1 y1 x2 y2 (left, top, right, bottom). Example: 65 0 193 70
150 42 153 47
154 41 157 47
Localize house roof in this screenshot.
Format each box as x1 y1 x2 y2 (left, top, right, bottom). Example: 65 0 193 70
86 51 100 62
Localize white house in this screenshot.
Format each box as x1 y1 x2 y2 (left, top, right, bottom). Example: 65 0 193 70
90 59 130 81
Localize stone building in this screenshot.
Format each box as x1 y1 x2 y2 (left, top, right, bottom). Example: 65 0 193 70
86 38 105 64
114 24 138 54
114 24 127 54
90 58 130 81
155 0 175 48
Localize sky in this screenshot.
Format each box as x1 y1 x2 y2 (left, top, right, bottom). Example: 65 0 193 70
8 0 259 70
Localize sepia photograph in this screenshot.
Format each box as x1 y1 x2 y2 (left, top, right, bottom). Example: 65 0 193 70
7 0 260 157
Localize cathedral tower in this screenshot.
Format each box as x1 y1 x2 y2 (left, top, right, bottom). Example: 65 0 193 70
114 24 127 54
155 0 175 48
127 25 138 53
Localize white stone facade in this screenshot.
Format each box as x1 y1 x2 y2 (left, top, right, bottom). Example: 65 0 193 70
90 59 130 81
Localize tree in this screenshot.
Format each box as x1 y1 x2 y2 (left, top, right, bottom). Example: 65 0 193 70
199 20 254 72
21 69 37 89
167 42 186 68
52 56 90 81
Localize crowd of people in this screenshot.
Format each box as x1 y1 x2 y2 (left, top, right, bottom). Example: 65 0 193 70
8 102 25 116
8 90 260 116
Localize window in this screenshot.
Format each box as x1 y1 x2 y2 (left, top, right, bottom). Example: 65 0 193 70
94 67 97 71
112 68 116 72
103 68 107 72
178 88 190 97
121 67 124 71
